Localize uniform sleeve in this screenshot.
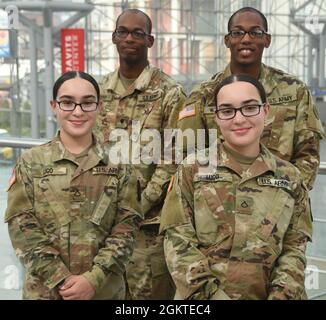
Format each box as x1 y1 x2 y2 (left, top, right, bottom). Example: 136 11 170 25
177 88 208 154
92 77 110 143
177 88 207 133
292 86 324 190
160 165 230 300
267 181 313 300
83 166 142 290
141 85 187 215
5 159 72 290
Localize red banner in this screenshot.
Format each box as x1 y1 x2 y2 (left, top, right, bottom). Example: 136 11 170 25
61 29 85 73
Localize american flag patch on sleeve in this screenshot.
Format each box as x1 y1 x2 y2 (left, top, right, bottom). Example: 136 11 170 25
178 105 196 120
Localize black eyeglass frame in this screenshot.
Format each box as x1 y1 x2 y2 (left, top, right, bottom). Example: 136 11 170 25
228 29 269 39
215 103 265 120
114 28 151 40
56 100 99 112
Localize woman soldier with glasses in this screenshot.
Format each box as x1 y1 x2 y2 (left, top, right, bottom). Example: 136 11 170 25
160 75 312 300
5 71 141 300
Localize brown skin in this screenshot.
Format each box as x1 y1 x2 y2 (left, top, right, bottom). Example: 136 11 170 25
112 12 154 79
59 275 95 300
224 11 271 79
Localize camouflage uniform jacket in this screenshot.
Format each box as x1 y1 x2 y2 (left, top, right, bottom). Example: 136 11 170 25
5 134 142 300
160 143 312 300
177 63 325 190
96 64 186 223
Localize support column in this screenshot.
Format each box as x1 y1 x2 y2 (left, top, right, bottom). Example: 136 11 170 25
29 27 39 138
319 31 326 87
43 8 55 138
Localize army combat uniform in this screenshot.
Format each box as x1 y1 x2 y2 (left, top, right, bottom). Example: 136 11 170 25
95 65 186 299
177 64 324 190
160 143 312 300
5 134 142 300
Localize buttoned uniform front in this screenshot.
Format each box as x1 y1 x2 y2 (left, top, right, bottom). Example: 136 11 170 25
160 143 312 300
177 64 325 190
5 134 142 300
95 64 186 299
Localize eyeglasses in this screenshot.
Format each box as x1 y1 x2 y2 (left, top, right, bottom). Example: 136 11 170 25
216 104 264 120
114 28 150 40
56 100 99 112
228 29 268 39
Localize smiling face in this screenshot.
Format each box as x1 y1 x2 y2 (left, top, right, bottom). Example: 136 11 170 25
215 81 269 156
112 11 154 65
224 11 271 67
50 77 101 141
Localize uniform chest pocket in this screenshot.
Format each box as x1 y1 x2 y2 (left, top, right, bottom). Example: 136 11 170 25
32 167 72 228
204 105 221 136
263 104 296 159
138 91 163 131
256 188 294 253
193 176 234 246
90 177 118 232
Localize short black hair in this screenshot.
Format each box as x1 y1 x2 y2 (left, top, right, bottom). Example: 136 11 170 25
214 74 267 108
116 9 152 34
227 7 268 32
53 71 100 101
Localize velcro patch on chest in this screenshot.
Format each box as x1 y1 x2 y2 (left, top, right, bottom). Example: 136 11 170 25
257 177 293 191
69 186 86 202
236 196 253 215
92 166 119 175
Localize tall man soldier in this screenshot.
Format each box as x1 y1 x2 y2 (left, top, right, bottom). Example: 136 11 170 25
177 7 324 190
95 9 186 299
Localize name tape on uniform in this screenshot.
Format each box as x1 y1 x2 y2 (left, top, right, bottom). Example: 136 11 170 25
268 94 297 104
92 166 119 175
138 91 161 102
32 167 67 177
257 177 293 191
194 173 233 182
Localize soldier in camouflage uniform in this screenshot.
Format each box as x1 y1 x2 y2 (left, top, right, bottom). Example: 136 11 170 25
5 71 141 300
177 7 324 190
161 75 312 300
95 9 186 299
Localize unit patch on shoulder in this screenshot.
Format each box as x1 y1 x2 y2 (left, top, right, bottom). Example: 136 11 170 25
167 175 175 193
7 168 17 192
178 105 196 120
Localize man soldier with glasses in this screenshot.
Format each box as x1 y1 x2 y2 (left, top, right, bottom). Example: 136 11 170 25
95 9 186 299
177 7 324 191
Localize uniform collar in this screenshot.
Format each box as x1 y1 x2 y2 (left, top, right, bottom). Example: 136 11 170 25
258 63 278 96
51 131 108 166
131 64 156 92
221 63 276 96
216 142 277 181
101 64 156 97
